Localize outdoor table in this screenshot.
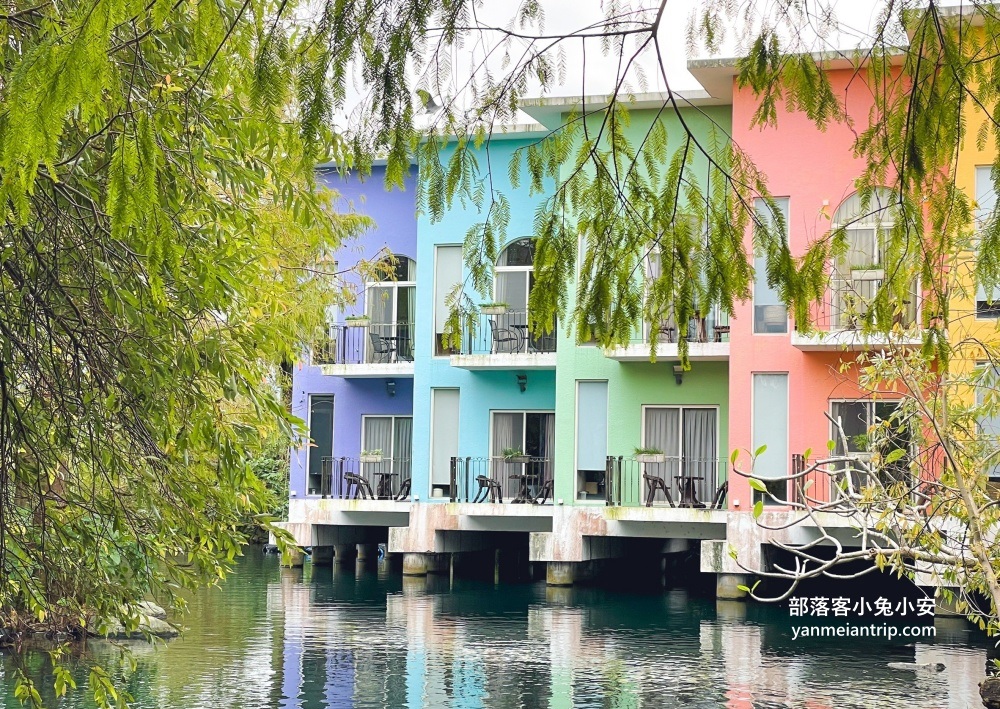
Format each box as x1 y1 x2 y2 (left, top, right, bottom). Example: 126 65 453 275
512 324 529 352
675 475 704 507
374 471 399 500
508 470 540 503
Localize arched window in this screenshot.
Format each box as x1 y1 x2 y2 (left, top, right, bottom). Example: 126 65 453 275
831 188 897 275
494 238 535 315
830 189 915 328
365 253 416 362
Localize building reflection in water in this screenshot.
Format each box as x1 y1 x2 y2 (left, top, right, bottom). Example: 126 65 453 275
270 563 991 709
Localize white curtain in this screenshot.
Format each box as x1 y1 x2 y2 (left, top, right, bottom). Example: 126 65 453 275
644 408 680 483
492 412 523 493
542 413 555 483
683 409 717 483
363 416 393 481
393 417 413 481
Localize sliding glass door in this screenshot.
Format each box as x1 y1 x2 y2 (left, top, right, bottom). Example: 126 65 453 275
361 415 413 486
490 411 555 498
643 406 719 496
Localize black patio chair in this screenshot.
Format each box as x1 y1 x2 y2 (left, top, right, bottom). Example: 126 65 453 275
489 319 521 354
395 478 411 501
643 472 675 508
369 332 396 363
344 471 374 499
473 475 503 503
710 480 728 509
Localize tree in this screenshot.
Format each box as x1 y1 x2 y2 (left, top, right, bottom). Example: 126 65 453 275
0 0 369 704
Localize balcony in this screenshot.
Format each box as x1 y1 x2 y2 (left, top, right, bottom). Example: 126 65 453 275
308 456 412 500
449 456 554 504
791 273 923 351
604 455 728 508
603 307 730 362
312 322 415 377
449 309 557 370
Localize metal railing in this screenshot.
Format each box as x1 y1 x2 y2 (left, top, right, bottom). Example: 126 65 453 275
312 322 415 365
449 456 554 504
605 456 727 508
642 305 730 344
458 310 557 356
312 456 412 500
806 274 918 331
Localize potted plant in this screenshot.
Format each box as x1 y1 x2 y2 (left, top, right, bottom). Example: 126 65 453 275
502 447 531 464
360 449 383 463
633 446 666 464
850 264 885 281
480 302 509 315
345 314 371 327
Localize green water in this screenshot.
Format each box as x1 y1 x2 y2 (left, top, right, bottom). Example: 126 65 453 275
1 552 994 708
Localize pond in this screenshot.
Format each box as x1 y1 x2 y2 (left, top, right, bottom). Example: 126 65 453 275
1 552 994 708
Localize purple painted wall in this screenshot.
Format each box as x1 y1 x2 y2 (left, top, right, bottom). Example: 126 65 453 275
289 165 417 499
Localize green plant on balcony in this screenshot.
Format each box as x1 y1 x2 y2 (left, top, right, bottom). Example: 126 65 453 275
480 302 509 315
633 446 666 463
502 447 530 463
345 314 371 327
360 449 383 463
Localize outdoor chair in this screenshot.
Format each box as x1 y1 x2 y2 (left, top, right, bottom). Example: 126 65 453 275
643 472 675 508
710 480 728 509
533 479 554 504
369 332 396 363
344 471 374 499
489 319 522 354
395 478 411 501
473 474 503 503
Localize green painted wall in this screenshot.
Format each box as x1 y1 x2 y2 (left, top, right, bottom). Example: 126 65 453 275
552 105 733 505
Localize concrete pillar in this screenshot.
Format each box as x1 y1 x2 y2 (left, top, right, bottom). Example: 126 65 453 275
546 561 577 587
716 599 748 621
334 544 357 565
310 546 334 566
716 573 750 600
403 552 448 575
356 543 378 561
280 546 305 568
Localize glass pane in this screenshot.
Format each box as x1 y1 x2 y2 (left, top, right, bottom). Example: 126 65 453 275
497 238 535 267
831 401 868 453
308 396 334 493
495 271 528 312
752 374 788 480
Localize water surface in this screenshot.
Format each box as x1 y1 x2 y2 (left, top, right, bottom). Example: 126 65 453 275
1 553 993 708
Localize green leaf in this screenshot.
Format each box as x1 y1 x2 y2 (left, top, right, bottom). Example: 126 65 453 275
753 444 767 458
753 500 764 518
747 478 768 492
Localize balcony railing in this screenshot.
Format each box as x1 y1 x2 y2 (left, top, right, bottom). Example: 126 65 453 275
312 322 415 365
604 456 727 508
811 273 918 331
449 456 554 504
310 456 412 500
643 305 730 344
457 310 557 356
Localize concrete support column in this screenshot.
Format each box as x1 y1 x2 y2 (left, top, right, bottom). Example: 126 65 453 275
403 552 447 576
716 573 749 600
334 544 357 565
546 561 577 587
280 546 305 568
356 543 379 561
310 546 334 566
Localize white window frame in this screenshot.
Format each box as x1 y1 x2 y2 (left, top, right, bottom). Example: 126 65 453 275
488 409 556 460
639 404 720 461
752 197 791 335
364 254 417 357
307 394 335 496
360 414 413 474
432 245 462 356
974 166 999 320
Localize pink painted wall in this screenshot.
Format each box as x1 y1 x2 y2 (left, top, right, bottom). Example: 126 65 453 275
726 67 902 510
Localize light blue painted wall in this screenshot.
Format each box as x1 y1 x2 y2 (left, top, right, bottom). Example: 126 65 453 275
411 137 556 499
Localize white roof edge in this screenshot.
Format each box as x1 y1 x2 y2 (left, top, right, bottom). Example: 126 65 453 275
519 90 728 127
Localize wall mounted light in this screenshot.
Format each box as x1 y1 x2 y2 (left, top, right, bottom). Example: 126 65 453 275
517 374 527 393
672 365 685 386
386 379 396 397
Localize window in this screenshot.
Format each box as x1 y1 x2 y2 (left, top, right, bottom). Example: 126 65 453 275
830 400 910 487
642 406 719 487
576 381 608 499
830 190 917 329
975 167 999 318
491 410 555 498
975 364 1000 479
434 246 463 355
366 254 416 362
493 238 556 353
644 242 727 343
753 198 789 333
361 415 413 483
307 395 335 495
752 374 788 503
